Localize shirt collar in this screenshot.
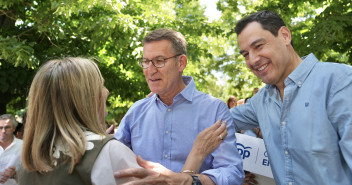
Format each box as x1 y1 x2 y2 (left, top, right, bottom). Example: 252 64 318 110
151 76 195 103
265 53 319 90
287 53 318 87
178 76 195 102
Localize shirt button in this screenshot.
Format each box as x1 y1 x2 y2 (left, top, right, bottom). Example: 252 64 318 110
285 150 289 155
282 121 286 125
168 109 171 112
165 131 169 134
288 182 292 185
164 155 168 159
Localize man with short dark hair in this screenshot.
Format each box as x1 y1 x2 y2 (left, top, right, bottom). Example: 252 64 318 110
231 10 352 184
0 114 23 185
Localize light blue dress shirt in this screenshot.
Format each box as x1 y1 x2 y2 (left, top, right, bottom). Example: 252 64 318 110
230 53 352 185
115 76 244 184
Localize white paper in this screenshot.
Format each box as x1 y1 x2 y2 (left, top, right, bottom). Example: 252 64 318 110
235 133 274 178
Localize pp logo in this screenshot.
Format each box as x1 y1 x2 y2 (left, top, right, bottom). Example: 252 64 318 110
236 143 252 159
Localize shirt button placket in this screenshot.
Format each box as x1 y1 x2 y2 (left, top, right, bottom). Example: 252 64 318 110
164 107 171 165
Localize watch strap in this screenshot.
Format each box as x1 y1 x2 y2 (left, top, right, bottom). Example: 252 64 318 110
190 174 202 185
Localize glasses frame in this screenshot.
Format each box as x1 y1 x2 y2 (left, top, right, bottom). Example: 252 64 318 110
139 54 182 69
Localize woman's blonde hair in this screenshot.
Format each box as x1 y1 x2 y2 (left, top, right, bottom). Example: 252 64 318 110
22 57 106 173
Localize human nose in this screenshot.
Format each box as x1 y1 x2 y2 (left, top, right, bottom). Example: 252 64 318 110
105 87 109 96
247 52 261 67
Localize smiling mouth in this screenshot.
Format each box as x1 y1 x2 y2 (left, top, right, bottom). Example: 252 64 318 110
257 64 268 71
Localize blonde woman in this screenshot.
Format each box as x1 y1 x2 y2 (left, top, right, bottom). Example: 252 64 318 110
18 57 139 185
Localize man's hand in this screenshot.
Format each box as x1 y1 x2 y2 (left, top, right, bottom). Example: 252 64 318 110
106 125 115 136
243 172 258 185
0 166 16 183
114 156 192 185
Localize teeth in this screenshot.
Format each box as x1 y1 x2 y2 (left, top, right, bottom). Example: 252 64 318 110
258 64 268 71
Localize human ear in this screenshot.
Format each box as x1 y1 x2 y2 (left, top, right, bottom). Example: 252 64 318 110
279 26 292 45
178 54 187 72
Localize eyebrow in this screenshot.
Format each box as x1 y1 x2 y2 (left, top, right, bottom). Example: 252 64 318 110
239 38 265 55
143 55 165 59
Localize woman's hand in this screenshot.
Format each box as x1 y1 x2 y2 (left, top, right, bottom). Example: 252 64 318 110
192 119 228 157
182 119 228 173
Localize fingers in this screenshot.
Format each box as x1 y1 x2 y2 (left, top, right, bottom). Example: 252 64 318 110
244 172 258 185
114 156 165 179
221 123 228 139
136 155 147 167
136 155 158 170
203 119 221 133
245 172 256 178
214 120 227 139
6 166 15 171
106 125 115 135
1 167 15 182
121 178 164 185
0 172 9 183
114 167 156 178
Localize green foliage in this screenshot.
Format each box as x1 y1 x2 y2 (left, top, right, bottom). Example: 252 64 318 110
0 0 229 120
1 0 350 121
213 0 351 101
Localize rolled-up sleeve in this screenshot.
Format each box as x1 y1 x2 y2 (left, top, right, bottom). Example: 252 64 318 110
201 102 245 184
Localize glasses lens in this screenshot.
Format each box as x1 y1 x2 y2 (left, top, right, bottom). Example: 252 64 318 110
153 57 166 68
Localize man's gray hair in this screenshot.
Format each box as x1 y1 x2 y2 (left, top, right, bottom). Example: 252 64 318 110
0 114 18 127
143 28 187 55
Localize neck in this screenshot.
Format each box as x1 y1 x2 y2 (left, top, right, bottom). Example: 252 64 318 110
276 51 303 100
0 135 14 150
159 79 187 106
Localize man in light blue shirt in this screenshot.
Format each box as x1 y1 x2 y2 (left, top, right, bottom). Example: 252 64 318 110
231 10 352 184
115 28 244 184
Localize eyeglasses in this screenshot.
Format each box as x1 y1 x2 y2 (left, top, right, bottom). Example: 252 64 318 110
0 126 12 131
139 54 182 69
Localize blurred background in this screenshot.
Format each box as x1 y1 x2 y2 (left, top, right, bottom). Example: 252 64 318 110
1 0 351 125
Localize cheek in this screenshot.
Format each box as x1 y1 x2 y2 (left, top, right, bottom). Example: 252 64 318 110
245 60 251 68
143 69 148 77
246 62 256 72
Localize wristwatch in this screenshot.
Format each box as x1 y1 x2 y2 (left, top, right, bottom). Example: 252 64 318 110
190 174 202 185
